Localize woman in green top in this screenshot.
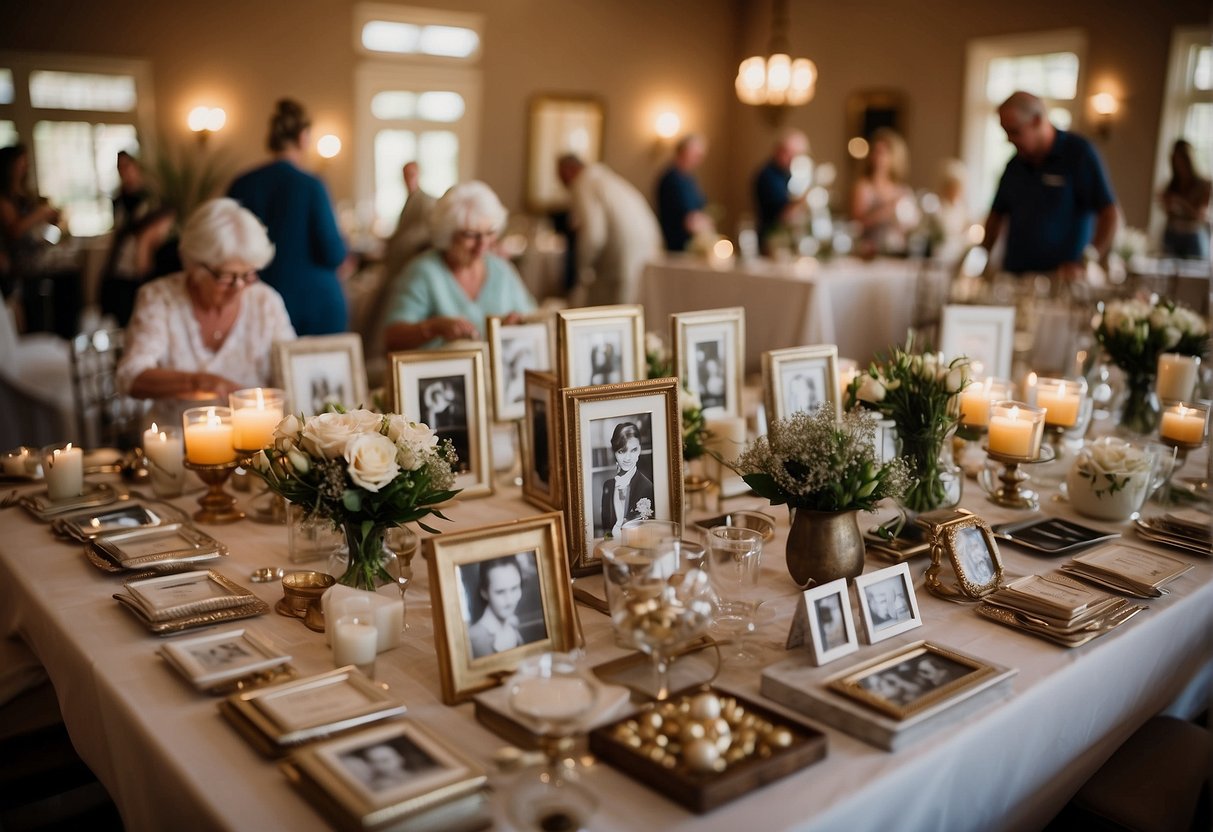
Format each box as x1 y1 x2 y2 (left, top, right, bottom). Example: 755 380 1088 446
384 181 536 350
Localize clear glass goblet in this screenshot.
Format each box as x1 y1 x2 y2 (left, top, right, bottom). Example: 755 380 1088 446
706 525 764 663
505 652 600 831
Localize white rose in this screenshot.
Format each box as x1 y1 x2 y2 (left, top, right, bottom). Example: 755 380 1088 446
1085 437 1149 475
645 332 666 357
300 410 381 459
345 433 401 492
1163 326 1182 349
274 413 302 443
856 375 886 403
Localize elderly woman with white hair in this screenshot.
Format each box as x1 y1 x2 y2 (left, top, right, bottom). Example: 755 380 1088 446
117 197 295 401
384 181 535 351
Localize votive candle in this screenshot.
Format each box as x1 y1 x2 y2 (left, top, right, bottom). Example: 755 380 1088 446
959 377 1013 428
987 402 1045 459
43 442 84 501
1034 377 1084 428
1156 354 1201 403
143 423 185 497
183 407 236 465
229 388 284 451
332 615 378 676
1160 402 1207 446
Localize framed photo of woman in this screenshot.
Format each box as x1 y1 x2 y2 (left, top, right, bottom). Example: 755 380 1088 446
762 344 841 425
854 562 923 644
425 512 577 704
274 334 369 417
486 315 555 422
556 305 646 388
388 347 493 499
560 377 682 575
670 307 745 419
520 370 562 512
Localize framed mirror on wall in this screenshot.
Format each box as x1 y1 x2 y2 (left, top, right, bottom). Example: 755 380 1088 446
846 88 908 146
525 94 606 214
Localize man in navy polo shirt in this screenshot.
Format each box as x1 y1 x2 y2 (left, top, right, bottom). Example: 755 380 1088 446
982 91 1118 279
656 134 712 252
753 128 809 254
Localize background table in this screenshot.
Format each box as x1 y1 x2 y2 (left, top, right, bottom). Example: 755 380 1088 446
641 254 920 374
1 450 1211 832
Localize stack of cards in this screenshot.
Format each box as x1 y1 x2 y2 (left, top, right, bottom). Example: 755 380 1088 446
977 573 1144 647
1060 545 1194 598
1134 509 1211 557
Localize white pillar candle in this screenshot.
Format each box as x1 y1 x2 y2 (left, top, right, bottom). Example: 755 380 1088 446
322 585 403 652
1160 404 1207 445
183 408 236 464
44 443 83 501
332 616 378 675
143 424 185 498
1156 354 1200 403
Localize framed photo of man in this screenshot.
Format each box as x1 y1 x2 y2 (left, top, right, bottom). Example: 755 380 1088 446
762 344 841 425
520 370 562 512
274 334 369 417
939 305 1016 380
487 315 555 422
389 347 493 499
425 512 576 704
556 305 646 389
560 377 682 575
670 307 745 419
854 563 923 644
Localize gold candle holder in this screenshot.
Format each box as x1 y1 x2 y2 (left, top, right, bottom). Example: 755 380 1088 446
979 444 1055 511
183 459 244 524
1159 401 1209 469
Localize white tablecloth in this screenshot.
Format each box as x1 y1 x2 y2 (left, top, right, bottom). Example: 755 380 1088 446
2 454 1211 831
640 254 919 374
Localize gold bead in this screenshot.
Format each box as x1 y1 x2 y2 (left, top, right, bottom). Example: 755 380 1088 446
654 734 669 748
641 711 664 732
689 693 722 721
681 722 707 744
769 727 794 748
624 735 642 749
684 738 720 773
711 758 728 773
661 755 678 769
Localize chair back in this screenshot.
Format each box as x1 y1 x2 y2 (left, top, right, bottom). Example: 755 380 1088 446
70 329 149 450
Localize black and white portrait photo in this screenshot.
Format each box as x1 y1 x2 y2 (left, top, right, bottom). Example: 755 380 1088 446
286 350 357 417
693 339 727 411
498 323 549 418
188 640 251 670
781 363 827 417
530 397 550 489
589 413 655 540
858 652 971 708
458 551 548 660
814 593 848 652
955 526 996 585
863 576 912 631
419 374 470 474
588 332 624 386
337 734 439 795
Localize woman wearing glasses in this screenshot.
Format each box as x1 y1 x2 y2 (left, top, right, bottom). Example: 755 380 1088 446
384 181 535 351
117 198 295 404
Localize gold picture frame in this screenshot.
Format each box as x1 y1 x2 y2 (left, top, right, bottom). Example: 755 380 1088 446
274 334 369 417
486 315 556 423
556 305 646 389
670 307 746 420
520 370 562 512
282 720 487 831
525 93 606 214
425 512 577 705
931 514 1003 599
388 347 493 499
762 344 841 426
827 640 998 721
560 377 683 575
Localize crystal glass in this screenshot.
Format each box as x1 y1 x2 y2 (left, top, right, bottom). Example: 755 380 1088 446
602 542 715 701
505 652 600 831
705 526 764 663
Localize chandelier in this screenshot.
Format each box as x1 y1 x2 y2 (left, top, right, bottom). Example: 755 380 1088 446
735 0 817 107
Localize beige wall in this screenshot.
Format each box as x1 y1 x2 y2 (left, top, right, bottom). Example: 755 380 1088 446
3 0 1207 230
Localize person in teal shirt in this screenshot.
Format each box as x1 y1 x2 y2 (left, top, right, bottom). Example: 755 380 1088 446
384 181 536 350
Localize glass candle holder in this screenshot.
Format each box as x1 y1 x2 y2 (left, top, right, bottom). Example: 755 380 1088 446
43 442 84 501
986 401 1045 461
959 377 1014 430
332 612 378 677
2 446 41 479
143 422 185 498
182 407 236 465
229 388 284 453
1159 401 1208 448
1156 353 1201 403
1032 377 1087 430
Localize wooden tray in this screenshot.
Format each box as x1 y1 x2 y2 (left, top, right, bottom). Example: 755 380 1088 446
588 687 826 814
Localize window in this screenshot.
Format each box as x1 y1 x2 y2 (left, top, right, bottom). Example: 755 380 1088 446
354 5 482 235
0 52 153 236
1151 28 1213 238
961 30 1086 217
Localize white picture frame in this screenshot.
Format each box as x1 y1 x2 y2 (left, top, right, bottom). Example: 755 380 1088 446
762 344 841 424
803 578 859 666
274 334 369 418
486 315 555 422
939 305 1015 380
854 563 923 644
160 628 290 690
556 305 646 389
670 307 745 419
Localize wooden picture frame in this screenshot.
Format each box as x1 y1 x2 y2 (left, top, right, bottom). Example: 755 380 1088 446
520 370 562 512
274 334 369 417
388 347 493 499
670 307 746 420
802 578 859 666
940 514 1003 598
486 315 555 423
560 377 682 575
939 305 1016 380
762 344 841 425
854 563 924 644
556 305 646 389
525 93 606 214
425 512 577 705
826 641 998 721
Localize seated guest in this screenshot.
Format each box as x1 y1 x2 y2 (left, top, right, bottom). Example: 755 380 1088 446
383 181 535 351
116 198 295 405
656 134 712 251
850 127 915 255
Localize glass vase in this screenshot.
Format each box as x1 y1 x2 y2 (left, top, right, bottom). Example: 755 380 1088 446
328 522 402 597
1117 375 1160 436
898 427 962 515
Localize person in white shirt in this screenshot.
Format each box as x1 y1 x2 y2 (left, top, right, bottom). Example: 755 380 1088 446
557 155 662 306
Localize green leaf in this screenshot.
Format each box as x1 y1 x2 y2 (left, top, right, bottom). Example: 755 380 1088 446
418 520 442 535
342 490 363 512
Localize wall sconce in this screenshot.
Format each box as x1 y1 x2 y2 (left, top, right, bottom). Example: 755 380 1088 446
1090 92 1119 140
188 106 226 145
654 111 681 141
316 134 342 159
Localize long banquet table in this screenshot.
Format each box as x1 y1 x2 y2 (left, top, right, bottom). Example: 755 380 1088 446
2 452 1212 832
640 254 920 374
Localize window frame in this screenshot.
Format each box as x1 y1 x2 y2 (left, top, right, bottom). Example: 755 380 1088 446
353 3 484 62
1149 26 1212 240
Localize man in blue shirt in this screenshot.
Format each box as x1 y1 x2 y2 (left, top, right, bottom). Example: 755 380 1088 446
753 128 808 253
655 135 710 251
982 91 1118 279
